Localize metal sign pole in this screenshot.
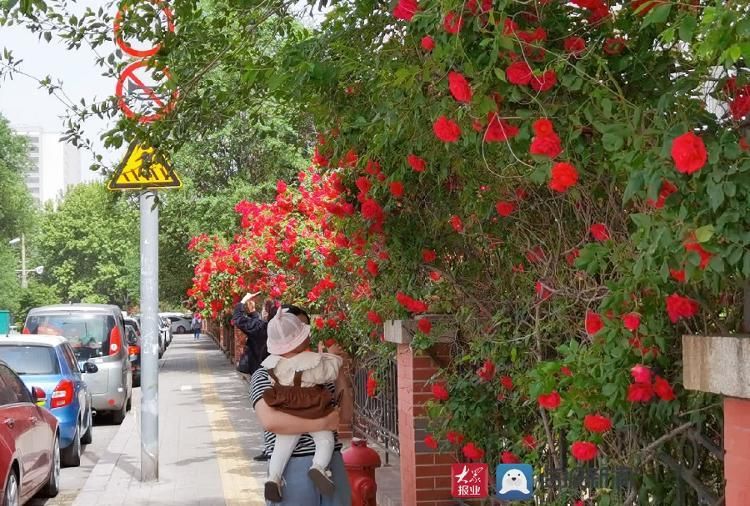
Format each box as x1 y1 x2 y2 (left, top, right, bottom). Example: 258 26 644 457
140 190 159 481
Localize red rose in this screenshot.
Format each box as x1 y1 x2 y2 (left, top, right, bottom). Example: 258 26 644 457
421 35 435 51
366 310 383 325
477 359 495 381
653 375 675 401
622 312 641 332
449 215 463 232
648 179 678 208
424 434 439 449
538 391 561 410
665 293 699 323
671 132 707 174
532 118 554 136
583 414 612 433
670 269 686 283
506 61 533 85
530 70 557 92
535 281 553 300
393 0 418 21
500 375 514 390
603 37 626 56
571 441 598 461
462 442 484 460
389 181 405 198
446 431 464 445
627 382 654 402
501 451 520 464
560 366 573 377
431 382 449 401
429 271 442 282
422 249 437 262
684 237 712 269
448 71 472 103
495 201 515 217
417 318 432 335
366 371 377 397
564 36 586 56
443 11 463 34
484 113 519 142
631 364 652 384
585 310 604 336
433 116 462 143
549 162 579 192
730 93 750 120
522 435 537 449
590 223 610 241
407 153 427 172
530 133 562 158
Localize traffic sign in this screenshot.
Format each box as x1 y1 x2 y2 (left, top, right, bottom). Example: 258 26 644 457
115 61 177 123
114 0 175 58
108 142 182 190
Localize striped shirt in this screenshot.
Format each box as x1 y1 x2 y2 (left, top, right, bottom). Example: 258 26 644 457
250 367 343 457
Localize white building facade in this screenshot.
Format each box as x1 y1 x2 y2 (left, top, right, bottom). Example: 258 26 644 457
14 127 81 205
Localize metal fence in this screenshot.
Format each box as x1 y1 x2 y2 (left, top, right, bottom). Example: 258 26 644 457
352 359 400 464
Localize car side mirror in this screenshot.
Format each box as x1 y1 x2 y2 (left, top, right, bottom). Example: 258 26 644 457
82 362 98 374
31 387 46 406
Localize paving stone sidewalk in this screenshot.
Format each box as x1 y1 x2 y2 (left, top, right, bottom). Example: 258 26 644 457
73 334 267 506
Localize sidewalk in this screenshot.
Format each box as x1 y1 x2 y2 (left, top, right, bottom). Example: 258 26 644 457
73 334 267 506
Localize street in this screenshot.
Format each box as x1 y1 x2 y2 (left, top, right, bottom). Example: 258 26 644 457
26 333 267 506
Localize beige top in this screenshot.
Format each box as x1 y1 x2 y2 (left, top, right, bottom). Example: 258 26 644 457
261 351 343 387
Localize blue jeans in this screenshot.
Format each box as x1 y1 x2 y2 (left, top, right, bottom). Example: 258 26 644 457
267 451 351 506
193 328 200 339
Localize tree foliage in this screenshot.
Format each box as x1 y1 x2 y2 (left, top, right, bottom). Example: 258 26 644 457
36 182 139 306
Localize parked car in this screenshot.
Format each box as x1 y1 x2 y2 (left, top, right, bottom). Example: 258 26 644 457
159 317 173 347
0 335 95 468
132 316 165 358
24 304 133 425
0 361 60 504
164 315 192 335
123 318 141 387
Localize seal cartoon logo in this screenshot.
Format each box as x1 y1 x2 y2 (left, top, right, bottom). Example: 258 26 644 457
495 463 533 500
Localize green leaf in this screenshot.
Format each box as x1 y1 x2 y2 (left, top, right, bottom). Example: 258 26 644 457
678 15 697 42
602 132 624 152
642 4 672 28
707 181 724 210
623 171 644 203
694 225 714 243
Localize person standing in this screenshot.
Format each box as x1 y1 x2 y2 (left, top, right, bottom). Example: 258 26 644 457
191 313 202 341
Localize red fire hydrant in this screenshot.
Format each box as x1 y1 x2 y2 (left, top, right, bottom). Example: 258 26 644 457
342 439 381 506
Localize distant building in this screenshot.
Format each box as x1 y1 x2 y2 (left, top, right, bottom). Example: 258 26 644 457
13 127 81 205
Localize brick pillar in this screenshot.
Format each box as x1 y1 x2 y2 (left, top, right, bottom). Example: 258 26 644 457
397 343 456 506
725 397 750 504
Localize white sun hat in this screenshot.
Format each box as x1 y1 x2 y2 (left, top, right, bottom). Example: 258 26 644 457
241 292 262 304
266 307 311 355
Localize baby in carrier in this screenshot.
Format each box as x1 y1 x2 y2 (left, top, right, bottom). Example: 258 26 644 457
261 307 343 502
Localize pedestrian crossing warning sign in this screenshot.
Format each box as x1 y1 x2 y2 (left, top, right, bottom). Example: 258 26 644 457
108 143 182 190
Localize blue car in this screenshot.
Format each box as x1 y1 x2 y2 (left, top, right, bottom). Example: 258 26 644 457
0 334 96 467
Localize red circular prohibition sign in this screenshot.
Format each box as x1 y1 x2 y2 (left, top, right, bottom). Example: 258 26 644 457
113 0 175 58
115 60 178 123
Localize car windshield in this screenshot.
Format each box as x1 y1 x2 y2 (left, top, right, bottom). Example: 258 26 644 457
0 345 60 375
24 312 114 360
124 322 138 345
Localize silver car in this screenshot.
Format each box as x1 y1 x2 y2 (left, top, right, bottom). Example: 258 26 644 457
24 304 133 424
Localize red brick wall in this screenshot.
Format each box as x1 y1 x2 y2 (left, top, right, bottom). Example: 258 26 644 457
725 397 750 505
397 343 457 506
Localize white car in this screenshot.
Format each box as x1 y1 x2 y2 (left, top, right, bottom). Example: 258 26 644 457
163 315 192 334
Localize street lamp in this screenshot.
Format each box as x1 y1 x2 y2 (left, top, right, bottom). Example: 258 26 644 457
7 234 38 288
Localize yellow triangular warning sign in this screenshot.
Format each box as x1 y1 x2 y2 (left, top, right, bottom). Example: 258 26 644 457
108 143 182 191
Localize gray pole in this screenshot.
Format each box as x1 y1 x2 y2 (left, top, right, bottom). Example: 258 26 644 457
20 233 27 289
139 191 159 481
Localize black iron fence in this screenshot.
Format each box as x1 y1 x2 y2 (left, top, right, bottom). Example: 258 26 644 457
352 359 400 464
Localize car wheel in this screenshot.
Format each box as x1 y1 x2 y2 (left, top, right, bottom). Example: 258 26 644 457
112 401 127 425
176 326 185 334
3 466 19 506
61 422 81 467
41 434 60 497
81 410 93 445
